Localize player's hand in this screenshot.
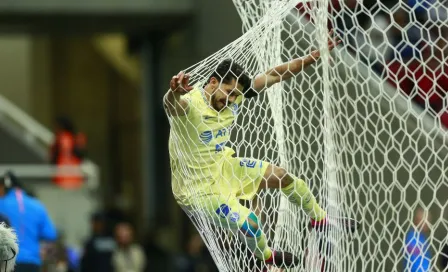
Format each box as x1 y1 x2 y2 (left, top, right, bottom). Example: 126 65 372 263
310 29 341 60
170 71 193 94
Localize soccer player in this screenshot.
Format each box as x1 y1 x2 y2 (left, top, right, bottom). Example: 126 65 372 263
164 30 357 268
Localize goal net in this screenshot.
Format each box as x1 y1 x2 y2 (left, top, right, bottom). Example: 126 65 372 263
166 0 448 271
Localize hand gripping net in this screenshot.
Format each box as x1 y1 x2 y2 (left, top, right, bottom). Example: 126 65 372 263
166 0 448 271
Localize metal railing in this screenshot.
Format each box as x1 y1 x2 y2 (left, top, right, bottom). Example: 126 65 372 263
0 94 100 189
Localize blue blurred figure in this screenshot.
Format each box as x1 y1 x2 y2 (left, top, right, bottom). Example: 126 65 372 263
404 208 432 272
66 246 80 271
0 171 57 272
408 0 435 14
407 0 447 23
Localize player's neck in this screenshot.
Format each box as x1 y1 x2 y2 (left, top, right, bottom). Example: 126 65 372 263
203 85 213 102
203 84 223 111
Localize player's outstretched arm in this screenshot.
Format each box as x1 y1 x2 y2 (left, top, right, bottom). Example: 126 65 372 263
252 30 340 92
163 71 193 117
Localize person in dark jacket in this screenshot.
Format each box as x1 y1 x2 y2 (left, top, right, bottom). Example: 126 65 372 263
80 212 116 272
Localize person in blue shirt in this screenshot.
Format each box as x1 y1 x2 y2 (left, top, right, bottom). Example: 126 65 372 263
404 208 432 272
0 171 57 272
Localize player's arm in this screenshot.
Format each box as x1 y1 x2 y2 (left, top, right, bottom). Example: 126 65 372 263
252 30 340 92
163 71 193 117
252 54 318 92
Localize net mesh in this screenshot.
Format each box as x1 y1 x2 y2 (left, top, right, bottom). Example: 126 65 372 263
166 0 448 271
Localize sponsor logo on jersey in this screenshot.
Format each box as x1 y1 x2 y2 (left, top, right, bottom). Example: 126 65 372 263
229 212 240 223
216 204 231 218
200 130 213 144
239 159 257 168
215 142 226 152
215 128 227 138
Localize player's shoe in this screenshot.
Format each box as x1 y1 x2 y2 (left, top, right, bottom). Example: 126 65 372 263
263 250 300 268
310 216 359 233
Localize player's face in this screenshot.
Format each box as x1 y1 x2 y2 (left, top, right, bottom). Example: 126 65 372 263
210 78 243 111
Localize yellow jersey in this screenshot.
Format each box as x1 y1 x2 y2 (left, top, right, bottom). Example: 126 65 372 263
168 85 243 199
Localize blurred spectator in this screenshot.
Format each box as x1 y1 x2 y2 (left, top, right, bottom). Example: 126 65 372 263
40 238 76 272
50 116 86 190
104 206 129 237
404 207 432 272
53 238 77 272
173 233 217 272
112 222 146 272
408 44 448 113
0 171 57 272
44 234 80 272
65 244 80 271
388 8 426 62
407 0 448 24
80 212 116 272
142 228 170 272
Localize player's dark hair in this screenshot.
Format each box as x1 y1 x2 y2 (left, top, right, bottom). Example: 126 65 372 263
56 116 75 134
208 59 252 92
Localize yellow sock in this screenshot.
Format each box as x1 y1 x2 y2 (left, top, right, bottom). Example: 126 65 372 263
243 233 273 260
281 178 326 221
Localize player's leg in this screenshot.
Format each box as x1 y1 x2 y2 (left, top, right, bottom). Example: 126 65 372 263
259 164 326 221
224 157 324 221
184 195 299 268
260 164 358 232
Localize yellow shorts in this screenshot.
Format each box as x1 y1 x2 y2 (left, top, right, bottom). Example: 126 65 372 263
173 155 269 205
216 156 269 200
174 156 269 231
181 194 252 233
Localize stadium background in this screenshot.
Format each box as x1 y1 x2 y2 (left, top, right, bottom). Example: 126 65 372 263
0 0 446 271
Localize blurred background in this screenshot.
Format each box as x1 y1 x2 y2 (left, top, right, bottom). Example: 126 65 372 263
0 1 243 271
0 0 447 271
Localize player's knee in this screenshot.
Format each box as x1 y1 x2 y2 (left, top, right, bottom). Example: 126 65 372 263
272 167 292 188
240 212 262 237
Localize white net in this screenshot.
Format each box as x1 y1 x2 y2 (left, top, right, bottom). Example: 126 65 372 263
165 0 448 271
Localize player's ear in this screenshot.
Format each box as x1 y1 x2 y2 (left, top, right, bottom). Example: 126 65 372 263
209 77 219 89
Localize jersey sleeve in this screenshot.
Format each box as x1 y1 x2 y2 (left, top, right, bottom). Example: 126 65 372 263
168 92 194 120
181 91 198 118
